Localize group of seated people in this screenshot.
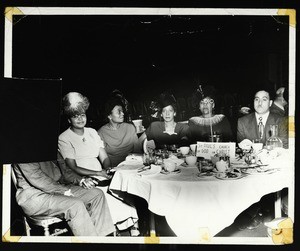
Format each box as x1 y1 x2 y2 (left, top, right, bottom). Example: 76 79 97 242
12 84 289 237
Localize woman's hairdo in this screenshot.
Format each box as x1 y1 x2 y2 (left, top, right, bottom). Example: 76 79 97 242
196 85 216 101
104 90 128 117
149 92 177 118
62 92 90 117
159 92 177 111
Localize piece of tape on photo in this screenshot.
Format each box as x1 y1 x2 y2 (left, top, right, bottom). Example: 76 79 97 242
5 7 24 22
277 9 296 27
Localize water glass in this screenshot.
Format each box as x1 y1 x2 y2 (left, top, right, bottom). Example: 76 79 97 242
143 153 155 166
197 160 202 174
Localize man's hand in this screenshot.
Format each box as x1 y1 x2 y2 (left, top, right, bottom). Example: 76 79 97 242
80 177 96 189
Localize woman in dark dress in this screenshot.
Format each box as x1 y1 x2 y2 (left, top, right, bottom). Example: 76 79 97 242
145 92 190 149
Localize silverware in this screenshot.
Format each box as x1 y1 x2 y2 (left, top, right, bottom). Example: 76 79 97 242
137 166 151 173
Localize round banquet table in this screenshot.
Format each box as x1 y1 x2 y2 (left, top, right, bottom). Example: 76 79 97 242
109 156 293 239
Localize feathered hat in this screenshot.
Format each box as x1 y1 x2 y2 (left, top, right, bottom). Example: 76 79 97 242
62 92 90 117
149 92 177 118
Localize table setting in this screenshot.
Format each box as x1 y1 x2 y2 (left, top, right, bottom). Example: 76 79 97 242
114 139 289 182
109 141 292 238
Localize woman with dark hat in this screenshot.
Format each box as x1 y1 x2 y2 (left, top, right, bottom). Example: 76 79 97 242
59 92 139 236
98 90 143 167
188 85 233 142
144 92 190 149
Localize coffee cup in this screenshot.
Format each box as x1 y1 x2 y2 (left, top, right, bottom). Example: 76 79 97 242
177 146 190 155
190 144 197 153
185 155 197 166
164 159 176 172
216 160 229 172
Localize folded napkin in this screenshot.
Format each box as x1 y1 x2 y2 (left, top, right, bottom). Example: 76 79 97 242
117 154 143 167
125 154 143 163
139 164 161 177
238 139 253 151
167 155 185 166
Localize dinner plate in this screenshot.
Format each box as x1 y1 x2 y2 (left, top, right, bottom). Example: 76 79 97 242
197 172 214 178
241 168 278 175
215 172 243 180
160 169 181 175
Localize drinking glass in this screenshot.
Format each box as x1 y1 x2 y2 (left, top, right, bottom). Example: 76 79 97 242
143 152 155 166
143 153 150 166
197 160 202 174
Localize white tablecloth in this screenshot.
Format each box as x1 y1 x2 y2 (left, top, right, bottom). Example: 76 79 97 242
109 153 293 238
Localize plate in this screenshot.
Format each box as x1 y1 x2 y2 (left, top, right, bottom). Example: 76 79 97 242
197 172 214 178
215 172 243 180
181 163 197 167
160 169 181 175
241 168 278 175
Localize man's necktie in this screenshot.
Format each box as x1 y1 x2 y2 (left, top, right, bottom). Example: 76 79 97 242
258 117 264 139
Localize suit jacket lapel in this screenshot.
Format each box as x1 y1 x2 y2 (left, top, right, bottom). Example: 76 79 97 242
249 113 260 140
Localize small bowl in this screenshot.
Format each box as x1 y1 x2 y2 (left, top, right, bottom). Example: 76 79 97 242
178 146 190 155
185 155 197 166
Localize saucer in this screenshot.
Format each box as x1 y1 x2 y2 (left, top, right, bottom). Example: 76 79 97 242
197 172 214 178
215 172 243 180
181 163 197 167
160 169 181 175
241 168 278 175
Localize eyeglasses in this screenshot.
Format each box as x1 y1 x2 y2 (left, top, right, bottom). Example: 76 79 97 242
200 99 214 105
71 114 86 120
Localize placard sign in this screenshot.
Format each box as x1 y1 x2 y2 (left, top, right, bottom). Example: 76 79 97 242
196 142 236 160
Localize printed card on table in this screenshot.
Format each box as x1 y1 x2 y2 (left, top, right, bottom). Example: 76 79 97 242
196 142 236 160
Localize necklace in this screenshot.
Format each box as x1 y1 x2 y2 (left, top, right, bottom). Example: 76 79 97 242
189 114 225 126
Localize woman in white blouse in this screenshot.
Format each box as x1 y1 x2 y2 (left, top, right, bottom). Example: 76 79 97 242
58 92 139 235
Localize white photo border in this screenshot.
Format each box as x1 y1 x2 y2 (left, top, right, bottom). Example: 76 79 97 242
2 7 295 245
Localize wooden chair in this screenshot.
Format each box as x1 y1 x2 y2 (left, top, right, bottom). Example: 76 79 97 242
11 164 68 236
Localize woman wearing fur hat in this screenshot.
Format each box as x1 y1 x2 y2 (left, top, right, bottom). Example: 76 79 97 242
144 92 190 149
188 85 233 142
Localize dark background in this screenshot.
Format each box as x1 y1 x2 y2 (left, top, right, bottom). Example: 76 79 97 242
10 14 290 134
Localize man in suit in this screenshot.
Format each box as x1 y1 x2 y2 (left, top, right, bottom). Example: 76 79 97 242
237 89 288 148
13 152 115 236
235 88 289 230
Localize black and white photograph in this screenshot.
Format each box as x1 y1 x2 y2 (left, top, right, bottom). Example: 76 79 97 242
1 5 296 247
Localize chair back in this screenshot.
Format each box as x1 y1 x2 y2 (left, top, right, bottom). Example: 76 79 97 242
11 164 18 189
